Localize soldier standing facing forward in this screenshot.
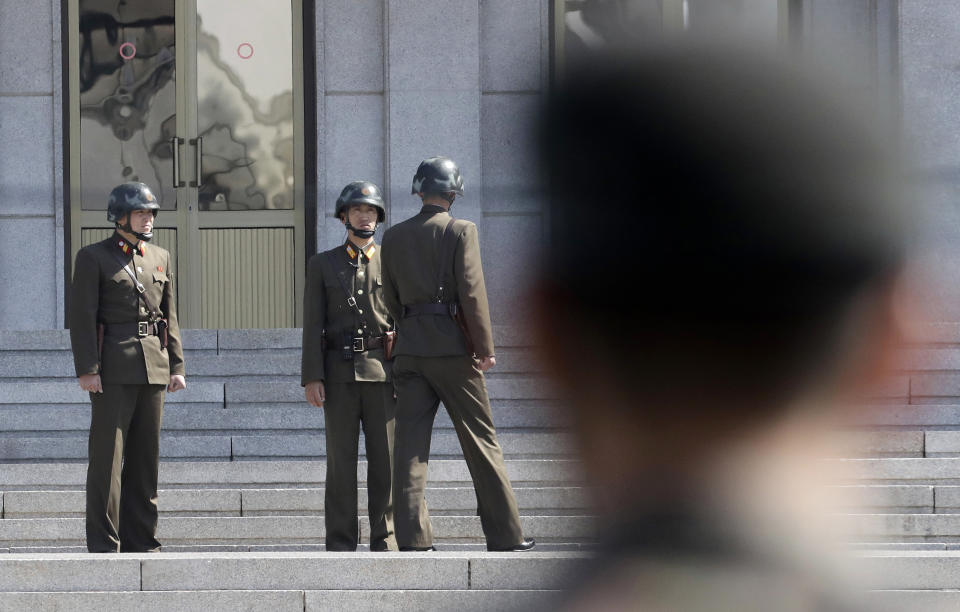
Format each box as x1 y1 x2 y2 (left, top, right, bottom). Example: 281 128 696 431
381 157 534 552
301 181 398 551
70 182 185 553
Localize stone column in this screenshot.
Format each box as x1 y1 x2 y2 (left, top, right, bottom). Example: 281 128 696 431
0 0 60 329
384 0 548 327
317 0 387 252
478 0 548 326
385 0 482 227
898 0 960 320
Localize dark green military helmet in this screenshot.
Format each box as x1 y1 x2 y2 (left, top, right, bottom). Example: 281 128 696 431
335 180 386 222
106 182 160 223
411 157 465 196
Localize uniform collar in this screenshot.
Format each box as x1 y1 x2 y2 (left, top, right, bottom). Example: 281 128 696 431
420 204 448 215
344 240 376 262
113 233 145 257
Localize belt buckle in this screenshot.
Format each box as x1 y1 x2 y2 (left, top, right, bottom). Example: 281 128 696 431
137 321 149 337
352 337 365 352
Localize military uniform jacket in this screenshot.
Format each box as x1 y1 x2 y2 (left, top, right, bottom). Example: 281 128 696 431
70 233 185 385
301 241 393 386
381 205 495 358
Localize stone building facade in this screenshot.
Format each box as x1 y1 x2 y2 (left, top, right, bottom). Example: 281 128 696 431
0 0 957 331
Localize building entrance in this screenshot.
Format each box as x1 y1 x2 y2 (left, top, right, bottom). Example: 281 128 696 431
67 0 307 328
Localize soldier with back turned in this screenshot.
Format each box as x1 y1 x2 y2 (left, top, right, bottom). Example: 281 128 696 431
381 157 534 552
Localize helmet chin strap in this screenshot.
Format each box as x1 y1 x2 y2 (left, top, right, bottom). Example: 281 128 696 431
441 192 456 205
345 222 376 239
118 221 154 242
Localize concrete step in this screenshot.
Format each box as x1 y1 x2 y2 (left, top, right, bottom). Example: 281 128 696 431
0 515 596 548
825 431 924 458
827 458 960 485
0 459 583 490
841 514 960 543
0 326 538 356
829 485 935 514
0 377 555 404
857 551 960 589
0 430 576 462
0 346 544 379
2 486 589 518
0 543 591 554
848 405 960 428
0 327 543 384
0 551 585 591
0 589 561 612
821 430 960 458
0 401 569 434
896 348 960 371
904 374 960 404
865 591 960 612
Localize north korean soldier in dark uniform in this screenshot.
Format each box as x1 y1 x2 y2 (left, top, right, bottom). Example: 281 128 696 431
381 157 534 552
301 181 398 552
70 182 186 553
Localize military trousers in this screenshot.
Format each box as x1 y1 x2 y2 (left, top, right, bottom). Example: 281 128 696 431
392 354 523 549
323 381 397 551
86 383 165 553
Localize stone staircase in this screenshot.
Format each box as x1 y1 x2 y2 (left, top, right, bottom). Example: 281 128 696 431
9 324 960 608
0 327 587 610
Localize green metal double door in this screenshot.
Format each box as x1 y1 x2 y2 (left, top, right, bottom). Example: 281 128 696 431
68 0 306 328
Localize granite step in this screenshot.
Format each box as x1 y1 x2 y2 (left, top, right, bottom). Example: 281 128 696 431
824 431 924 458
0 515 596 548
0 401 570 433
865 591 960 612
841 513 960 543
0 459 583 490
0 430 576 462
0 589 561 612
848 405 960 428
0 377 556 404
2 486 589 518
0 543 592 554
0 551 585 591
857 551 960 589
828 485 935 514
0 345 544 376
826 457 960 485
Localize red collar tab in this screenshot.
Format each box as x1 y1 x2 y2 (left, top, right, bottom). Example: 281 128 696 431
117 239 145 257
345 242 376 261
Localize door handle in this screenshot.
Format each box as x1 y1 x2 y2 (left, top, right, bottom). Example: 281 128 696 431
171 137 184 188
189 137 203 188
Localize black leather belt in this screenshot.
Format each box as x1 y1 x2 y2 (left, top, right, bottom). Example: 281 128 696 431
328 335 387 353
402 303 458 318
353 335 385 352
103 321 157 338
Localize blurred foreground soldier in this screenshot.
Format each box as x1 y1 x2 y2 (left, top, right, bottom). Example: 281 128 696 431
534 47 907 611
381 157 534 551
70 182 185 552
301 181 398 551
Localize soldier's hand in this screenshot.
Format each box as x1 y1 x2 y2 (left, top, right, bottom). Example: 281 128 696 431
306 381 325 407
78 374 103 393
168 375 186 393
478 356 496 372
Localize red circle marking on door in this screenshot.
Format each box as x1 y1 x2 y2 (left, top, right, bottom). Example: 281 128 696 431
237 43 254 59
119 42 137 60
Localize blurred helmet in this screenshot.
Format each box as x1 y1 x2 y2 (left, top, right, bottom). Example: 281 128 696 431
335 180 386 223
106 182 160 224
411 157 465 196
